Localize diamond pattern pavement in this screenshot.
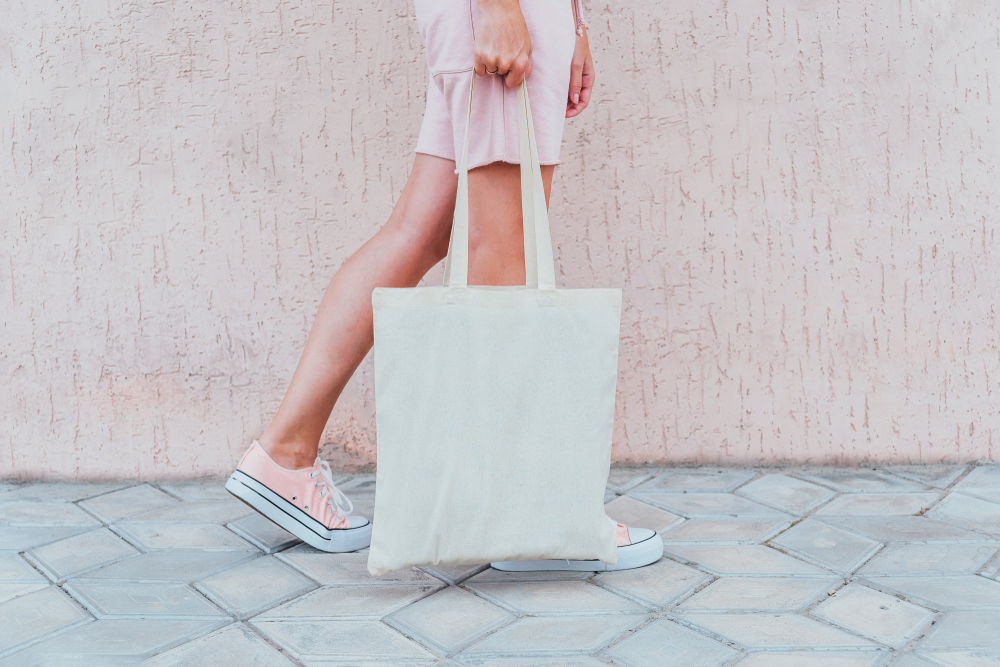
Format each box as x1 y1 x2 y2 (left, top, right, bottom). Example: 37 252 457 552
0 465 996 664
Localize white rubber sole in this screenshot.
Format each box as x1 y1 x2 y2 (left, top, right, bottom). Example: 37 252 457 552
490 531 663 572
225 470 371 552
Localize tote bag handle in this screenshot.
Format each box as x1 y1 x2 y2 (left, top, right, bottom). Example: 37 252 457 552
442 73 558 290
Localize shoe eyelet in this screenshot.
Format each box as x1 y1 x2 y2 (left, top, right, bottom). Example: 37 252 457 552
304 505 309 511
292 496 297 501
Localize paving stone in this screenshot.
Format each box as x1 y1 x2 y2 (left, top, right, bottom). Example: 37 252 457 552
466 567 593 583
954 467 1000 491
115 522 257 551
862 575 1000 610
814 493 941 516
158 480 232 502
676 576 838 611
0 483 128 503
594 557 710 608
883 465 970 489
0 586 90 656
195 556 316 619
916 611 1000 653
680 612 875 649
419 563 489 585
350 498 376 522
770 519 881 575
79 484 178 523
660 517 789 544
0 502 101 526
66 581 229 619
0 618 225 666
889 656 939 667
252 619 435 661
129 500 254 524
142 621 296 666
958 489 1000 507
337 475 376 498
737 653 888 666
632 469 756 494
278 551 439 585
734 473 836 515
928 494 1000 536
0 525 94 553
227 514 299 553
796 469 927 493
812 583 936 648
604 496 683 532
819 516 993 544
665 545 832 576
460 659 607 667
917 649 1000 666
467 580 645 615
0 582 48 604
605 489 618 503
601 617 738 667
983 551 1000 580
636 492 788 517
385 586 514 655
606 469 658 494
259 583 439 620
26 528 138 581
459 614 647 657
78 551 257 581
858 544 1000 576
0 554 46 582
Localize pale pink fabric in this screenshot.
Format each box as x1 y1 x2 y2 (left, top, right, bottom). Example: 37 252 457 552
414 0 577 171
615 523 631 546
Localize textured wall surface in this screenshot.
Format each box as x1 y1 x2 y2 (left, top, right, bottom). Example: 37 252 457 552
2 0 999 480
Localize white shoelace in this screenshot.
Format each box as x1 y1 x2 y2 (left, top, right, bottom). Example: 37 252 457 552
309 460 354 519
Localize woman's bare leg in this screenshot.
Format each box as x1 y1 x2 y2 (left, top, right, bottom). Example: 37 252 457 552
259 157 553 470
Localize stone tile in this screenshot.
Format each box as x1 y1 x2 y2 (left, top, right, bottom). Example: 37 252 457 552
983 550 1000 579
466 580 645 615
858 544 1000 576
0 526 94 553
0 502 101 526
459 614 647 657
142 622 296 666
278 551 439 586
863 575 1000 611
114 522 257 551
665 545 832 576
637 492 788 517
195 556 316 619
813 583 936 649
65 581 228 619
916 610 1000 650
78 551 257 582
814 493 941 516
604 496 683 532
158 480 232 502
601 618 739 667
770 519 881 575
737 653 888 666
605 489 618 503
681 612 875 649
420 563 489 585
917 649 1000 666
385 586 514 655
958 488 1000 506
735 473 836 515
252 619 435 662
661 517 789 544
26 528 138 581
928 494 1000 536
227 514 299 553
260 584 440 620
0 554 46 582
594 557 710 608
460 659 608 667
130 500 254 524
888 657 939 667
0 582 48 604
467 567 593 583
606 469 658 494
796 469 926 493
0 586 90 656
0 483 128 503
883 465 970 489
0 618 225 666
337 475 376 498
79 484 178 523
349 497 376 522
954 467 1000 491
819 516 993 544
632 469 756 494
677 576 838 611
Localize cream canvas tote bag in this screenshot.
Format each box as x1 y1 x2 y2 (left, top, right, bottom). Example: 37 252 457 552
367 74 621 575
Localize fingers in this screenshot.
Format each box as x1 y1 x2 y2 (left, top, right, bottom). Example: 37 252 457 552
503 53 531 88
568 59 584 106
566 56 595 118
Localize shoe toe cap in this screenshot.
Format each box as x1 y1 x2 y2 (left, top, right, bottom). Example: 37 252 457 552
346 515 370 529
626 526 656 545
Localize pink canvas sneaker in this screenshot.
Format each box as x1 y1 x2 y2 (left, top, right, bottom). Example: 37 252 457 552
225 441 372 552
490 523 663 572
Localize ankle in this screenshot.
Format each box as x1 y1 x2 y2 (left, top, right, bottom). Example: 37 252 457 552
257 433 317 471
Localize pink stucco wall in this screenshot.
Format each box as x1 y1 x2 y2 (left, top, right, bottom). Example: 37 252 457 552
2 0 999 480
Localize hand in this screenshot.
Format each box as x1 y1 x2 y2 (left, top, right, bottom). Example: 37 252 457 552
475 0 532 88
566 26 594 118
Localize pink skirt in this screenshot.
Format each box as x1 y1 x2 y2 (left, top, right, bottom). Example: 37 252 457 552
414 0 577 170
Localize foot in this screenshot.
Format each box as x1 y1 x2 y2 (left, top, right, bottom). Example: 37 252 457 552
225 441 372 552
489 523 663 572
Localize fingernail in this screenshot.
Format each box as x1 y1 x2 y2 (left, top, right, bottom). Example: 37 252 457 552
573 93 580 104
